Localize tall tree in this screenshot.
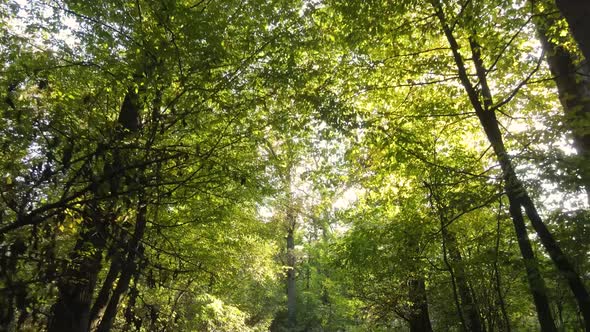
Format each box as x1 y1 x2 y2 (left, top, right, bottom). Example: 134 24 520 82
429 0 588 328
532 0 590 199
554 0 590 61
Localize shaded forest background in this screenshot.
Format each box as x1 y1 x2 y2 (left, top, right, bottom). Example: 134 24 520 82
0 0 589 331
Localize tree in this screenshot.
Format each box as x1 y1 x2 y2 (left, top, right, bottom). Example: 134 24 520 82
1 0 589 331
429 1 589 328
1 0 305 330
532 0 590 200
554 0 590 62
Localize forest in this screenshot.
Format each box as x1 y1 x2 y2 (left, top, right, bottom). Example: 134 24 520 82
0 0 589 331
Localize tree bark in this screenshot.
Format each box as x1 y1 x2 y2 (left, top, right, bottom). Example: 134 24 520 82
441 229 467 329
554 0 590 62
0 240 20 331
286 225 296 328
507 194 556 331
532 1 590 199
402 214 433 332
0 291 15 331
122 269 142 332
407 278 433 332
427 180 481 332
48 217 105 332
88 249 123 330
477 27 590 318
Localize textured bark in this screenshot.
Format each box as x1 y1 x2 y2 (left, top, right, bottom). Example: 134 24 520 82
0 292 15 331
427 180 477 331
554 0 590 62
0 241 19 331
441 229 467 329
521 192 590 330
48 219 105 332
477 105 558 332
475 62 562 332
407 278 433 332
403 217 433 332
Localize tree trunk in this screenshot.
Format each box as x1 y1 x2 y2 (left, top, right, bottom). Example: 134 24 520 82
122 269 142 332
402 213 433 332
407 278 433 332
430 2 565 330
88 250 123 330
472 21 590 331
428 177 480 332
48 85 145 332
0 291 15 331
520 192 590 330
48 218 105 332
554 0 590 62
445 230 483 332
532 1 590 199
286 225 296 328
493 213 511 332
507 194 556 331
477 70 559 332
96 203 147 332
441 229 467 329
0 241 18 331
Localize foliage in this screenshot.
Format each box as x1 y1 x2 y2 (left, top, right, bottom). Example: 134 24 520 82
0 0 588 331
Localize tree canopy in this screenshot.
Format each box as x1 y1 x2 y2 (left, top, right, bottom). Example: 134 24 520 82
0 0 589 331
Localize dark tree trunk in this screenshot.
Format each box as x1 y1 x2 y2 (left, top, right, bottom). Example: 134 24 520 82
0 293 14 331
96 203 147 332
88 250 123 330
122 269 142 332
402 213 433 332
407 278 433 332
48 218 106 332
286 225 296 328
441 231 467 329
445 231 483 332
430 2 569 330
520 192 590 330
532 1 590 199
507 194 556 331
428 178 481 332
0 260 15 330
48 85 145 332
475 104 558 332
554 0 590 62
471 53 560 332
493 214 511 332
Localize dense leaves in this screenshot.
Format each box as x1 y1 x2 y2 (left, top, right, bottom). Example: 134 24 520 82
0 0 588 331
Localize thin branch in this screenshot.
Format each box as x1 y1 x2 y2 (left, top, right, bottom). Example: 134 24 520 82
490 49 545 112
